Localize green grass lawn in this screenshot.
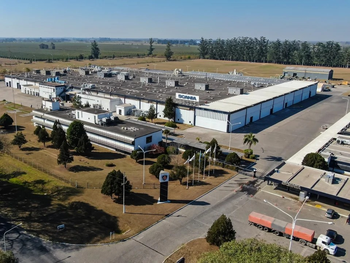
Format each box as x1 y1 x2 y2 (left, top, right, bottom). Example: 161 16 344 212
0 42 199 60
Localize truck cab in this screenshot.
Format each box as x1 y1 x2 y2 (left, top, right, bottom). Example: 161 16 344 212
316 234 337 255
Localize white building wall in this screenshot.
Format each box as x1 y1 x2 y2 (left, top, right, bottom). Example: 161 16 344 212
87 133 134 153
175 108 195 125
75 110 112 124
284 93 294 107
293 90 303 104
310 84 317 96
246 104 261 123
260 100 273 118
134 130 163 150
157 104 166 119
273 96 284 113
195 109 227 132
140 101 151 111
125 98 140 109
302 86 311 101
229 110 246 130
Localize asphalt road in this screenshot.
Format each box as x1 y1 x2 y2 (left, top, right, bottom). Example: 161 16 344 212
1 84 350 262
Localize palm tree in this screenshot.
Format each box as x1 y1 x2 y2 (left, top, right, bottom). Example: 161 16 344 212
163 129 170 145
243 133 259 149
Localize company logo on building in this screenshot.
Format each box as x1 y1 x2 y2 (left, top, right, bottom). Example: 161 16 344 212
176 93 199 102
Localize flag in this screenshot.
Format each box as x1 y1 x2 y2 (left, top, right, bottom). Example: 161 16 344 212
189 154 196 162
204 147 211 154
184 157 190 165
213 144 217 154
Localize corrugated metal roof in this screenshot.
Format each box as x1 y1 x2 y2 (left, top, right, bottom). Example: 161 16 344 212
284 67 332 73
197 80 317 113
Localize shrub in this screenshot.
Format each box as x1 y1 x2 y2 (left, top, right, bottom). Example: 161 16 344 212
157 154 171 167
138 116 146 121
225 152 241 166
249 154 256 159
206 214 236 247
302 152 328 170
149 163 164 178
244 149 253 158
105 163 115 167
165 121 177 128
166 146 178 155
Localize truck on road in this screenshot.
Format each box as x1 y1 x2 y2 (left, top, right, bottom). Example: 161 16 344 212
248 212 337 255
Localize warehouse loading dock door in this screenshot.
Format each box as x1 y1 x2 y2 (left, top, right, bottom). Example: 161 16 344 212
270 108 273 115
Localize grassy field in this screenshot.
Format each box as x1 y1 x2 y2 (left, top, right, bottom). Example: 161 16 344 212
1 57 349 83
0 101 238 244
0 42 199 60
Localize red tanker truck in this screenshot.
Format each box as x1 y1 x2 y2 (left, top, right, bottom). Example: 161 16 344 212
248 212 337 255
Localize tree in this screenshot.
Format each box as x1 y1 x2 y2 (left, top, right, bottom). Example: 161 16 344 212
302 153 328 170
0 137 9 154
11 132 27 149
164 42 174 61
72 95 82 109
149 163 164 178
101 170 132 199
206 214 236 247
163 129 170 145
170 165 187 184
67 121 86 149
163 97 175 121
306 250 330 263
206 138 221 158
130 150 142 163
198 37 209 59
0 113 14 129
243 133 259 149
51 126 66 149
147 38 155 56
225 152 241 166
91 40 100 59
57 140 73 168
38 127 50 147
0 250 18 263
147 105 157 122
157 154 171 167
76 133 93 156
182 149 195 161
199 238 305 263
34 125 42 136
51 42 55 50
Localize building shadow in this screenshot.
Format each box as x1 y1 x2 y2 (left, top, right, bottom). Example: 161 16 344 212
88 151 126 160
68 165 103 173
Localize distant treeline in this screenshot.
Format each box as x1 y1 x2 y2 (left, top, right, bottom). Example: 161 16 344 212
156 39 198 45
198 37 350 68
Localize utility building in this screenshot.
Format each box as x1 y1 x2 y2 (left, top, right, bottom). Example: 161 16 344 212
283 67 333 80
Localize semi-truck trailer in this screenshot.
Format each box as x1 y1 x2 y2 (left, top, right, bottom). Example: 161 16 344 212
248 212 337 255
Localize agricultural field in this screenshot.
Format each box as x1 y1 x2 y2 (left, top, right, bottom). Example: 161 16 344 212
0 101 237 244
0 42 199 61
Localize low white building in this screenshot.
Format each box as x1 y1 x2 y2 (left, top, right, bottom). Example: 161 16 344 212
116 103 135 116
78 93 122 111
75 108 113 125
42 100 60 111
21 84 40 96
31 108 162 153
39 82 66 100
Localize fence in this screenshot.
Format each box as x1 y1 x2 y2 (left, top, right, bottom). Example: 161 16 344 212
6 152 102 189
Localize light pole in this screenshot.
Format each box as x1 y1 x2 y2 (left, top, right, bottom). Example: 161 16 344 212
264 198 333 252
342 97 349 115
3 223 22 252
121 173 127 214
138 145 156 186
227 121 241 150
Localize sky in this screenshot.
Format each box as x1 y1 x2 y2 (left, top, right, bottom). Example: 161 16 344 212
1 0 349 41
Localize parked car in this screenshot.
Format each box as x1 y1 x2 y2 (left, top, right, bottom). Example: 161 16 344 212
325 209 335 219
326 229 337 242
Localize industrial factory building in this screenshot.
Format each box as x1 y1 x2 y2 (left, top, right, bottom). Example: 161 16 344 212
6 69 317 133
283 67 333 81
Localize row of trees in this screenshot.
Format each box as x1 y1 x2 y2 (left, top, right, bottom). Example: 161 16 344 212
198 37 350 67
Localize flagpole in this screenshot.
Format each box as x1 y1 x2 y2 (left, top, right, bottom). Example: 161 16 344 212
213 148 216 176
208 154 211 178
203 154 206 180
192 154 195 186
198 151 201 182
186 161 189 189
